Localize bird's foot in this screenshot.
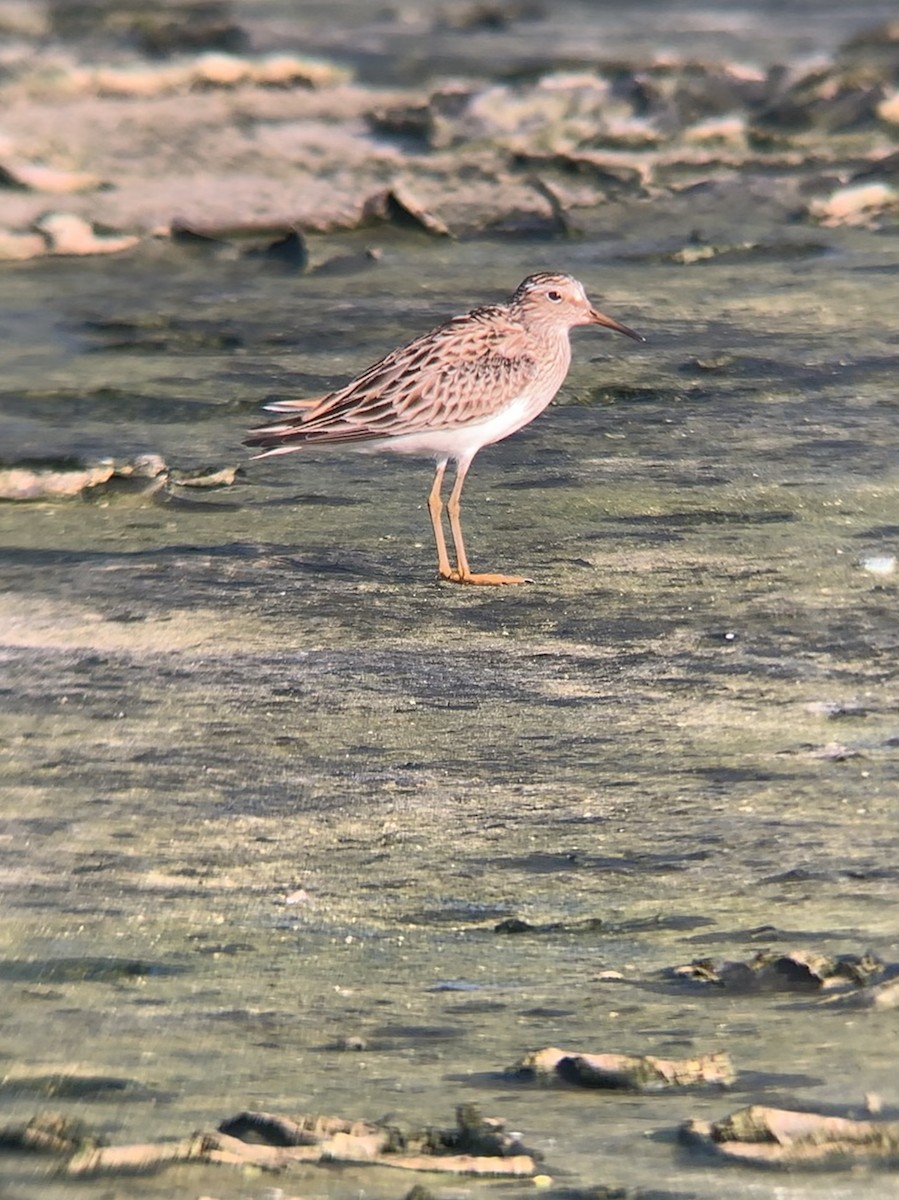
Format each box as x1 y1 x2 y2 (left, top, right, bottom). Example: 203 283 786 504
441 568 532 586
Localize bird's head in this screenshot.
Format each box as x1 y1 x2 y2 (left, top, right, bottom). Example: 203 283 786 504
511 272 643 341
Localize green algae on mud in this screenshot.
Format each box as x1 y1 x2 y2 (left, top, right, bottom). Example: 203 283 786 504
2 234 898 1199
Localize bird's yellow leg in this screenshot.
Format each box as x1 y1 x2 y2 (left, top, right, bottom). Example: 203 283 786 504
443 458 529 586
427 459 454 580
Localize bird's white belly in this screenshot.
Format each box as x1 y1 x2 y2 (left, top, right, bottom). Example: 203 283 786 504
365 390 552 462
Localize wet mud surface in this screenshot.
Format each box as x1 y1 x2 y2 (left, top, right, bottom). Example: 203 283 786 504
2 3 899 1199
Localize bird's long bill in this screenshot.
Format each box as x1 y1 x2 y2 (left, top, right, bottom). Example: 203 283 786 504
589 307 644 342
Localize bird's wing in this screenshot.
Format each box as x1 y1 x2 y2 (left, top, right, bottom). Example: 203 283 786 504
246 307 538 448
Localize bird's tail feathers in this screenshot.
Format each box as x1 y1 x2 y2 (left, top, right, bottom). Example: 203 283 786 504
247 442 304 459
263 397 320 413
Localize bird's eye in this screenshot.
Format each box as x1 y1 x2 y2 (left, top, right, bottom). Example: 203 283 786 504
547 290 562 302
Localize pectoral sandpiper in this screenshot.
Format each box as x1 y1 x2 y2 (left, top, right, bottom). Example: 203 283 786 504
246 272 643 585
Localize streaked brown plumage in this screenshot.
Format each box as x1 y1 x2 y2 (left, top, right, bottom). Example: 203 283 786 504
247 272 643 584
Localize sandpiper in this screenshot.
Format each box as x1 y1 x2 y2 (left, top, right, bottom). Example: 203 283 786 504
246 272 643 584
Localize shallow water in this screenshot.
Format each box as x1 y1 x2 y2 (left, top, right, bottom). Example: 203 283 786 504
3 1 899 1193
2 217 898 1198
